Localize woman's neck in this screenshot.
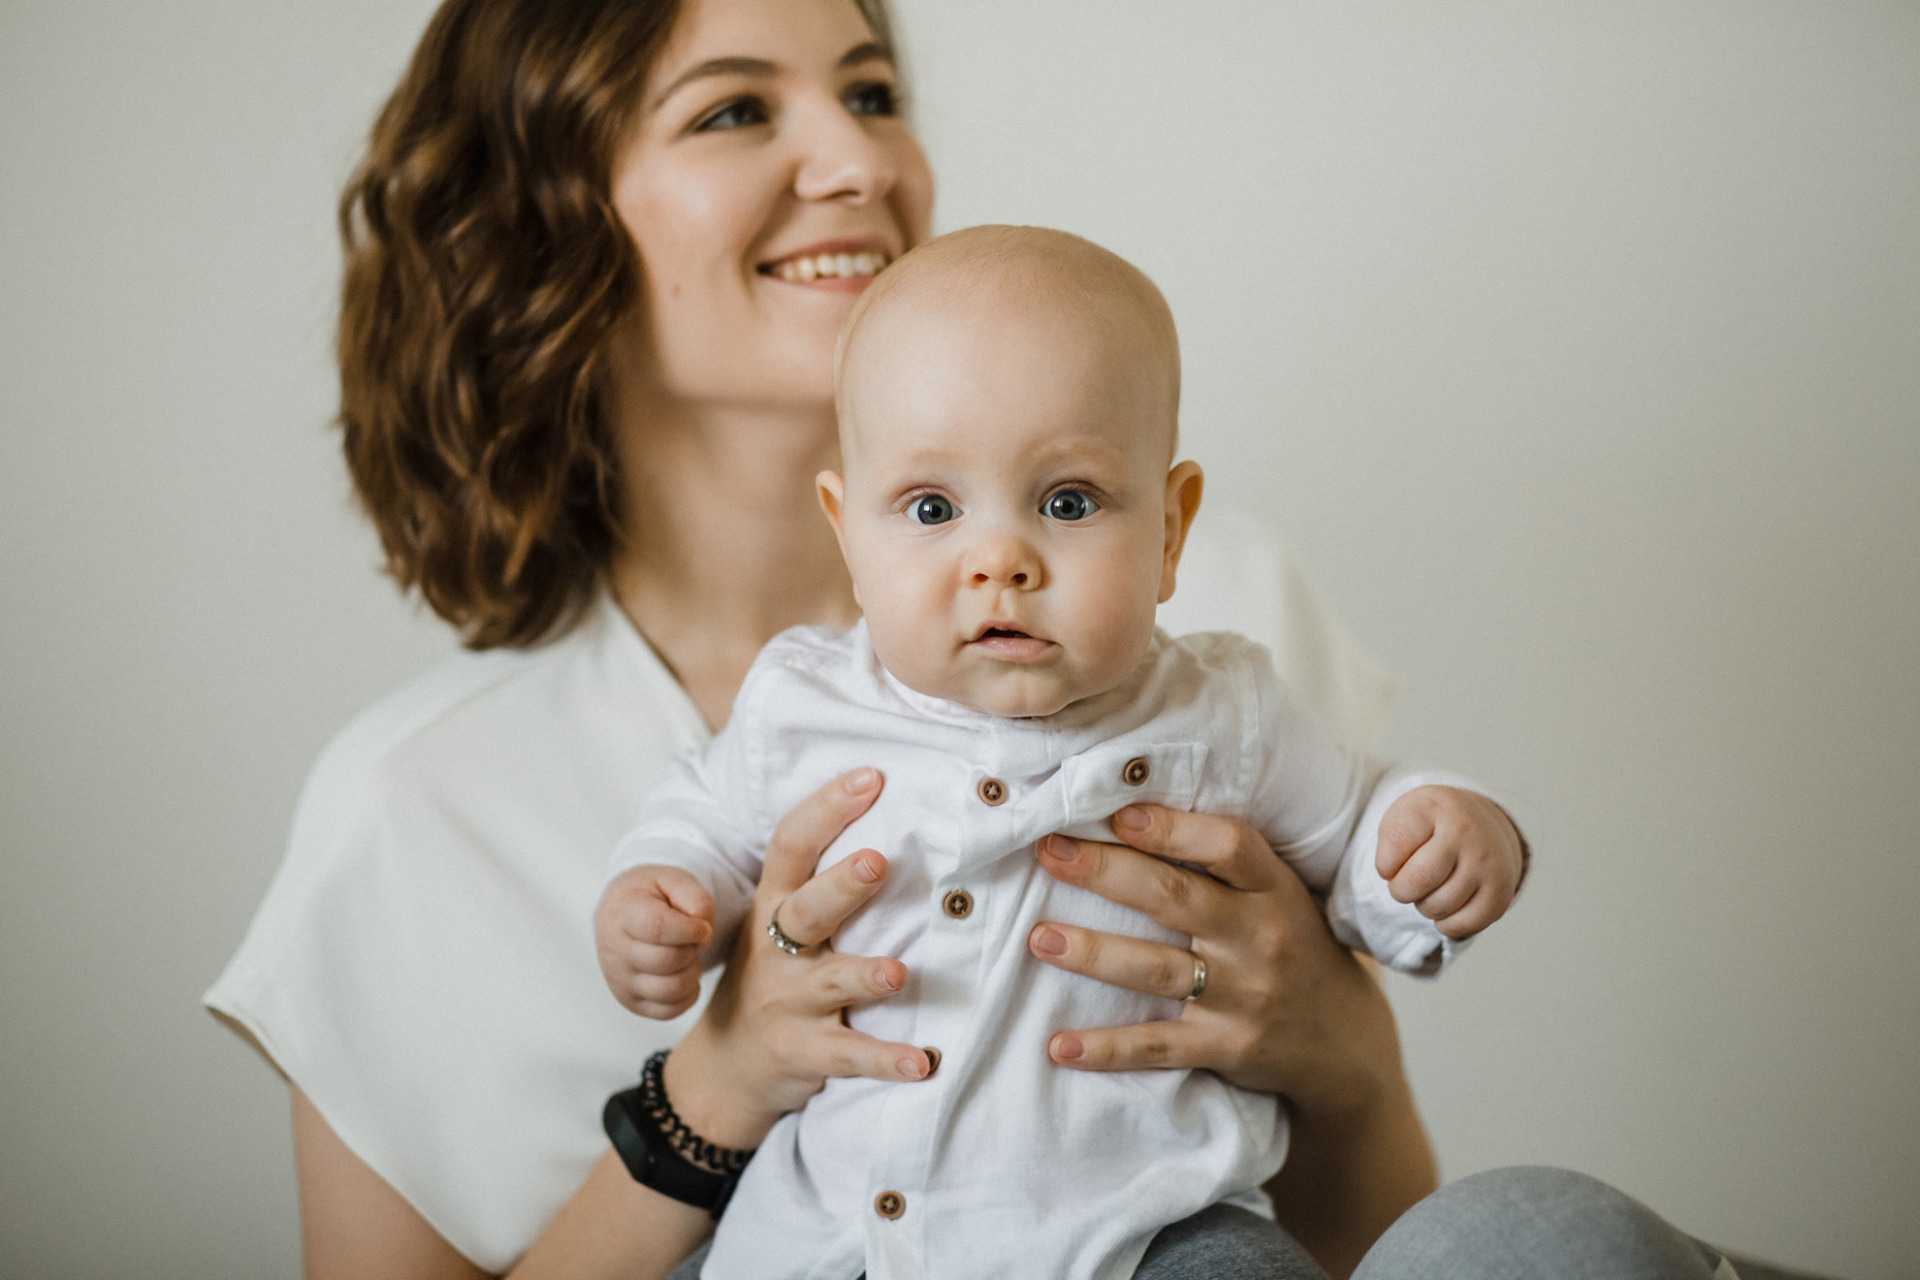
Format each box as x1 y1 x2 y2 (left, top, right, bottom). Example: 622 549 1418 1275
607 394 859 731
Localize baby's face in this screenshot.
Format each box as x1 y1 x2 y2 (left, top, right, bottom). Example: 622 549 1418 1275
821 291 1199 718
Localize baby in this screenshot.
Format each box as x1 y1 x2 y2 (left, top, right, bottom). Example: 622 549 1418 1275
598 226 1524 1280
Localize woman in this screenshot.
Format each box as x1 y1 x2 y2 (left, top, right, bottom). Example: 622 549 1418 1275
208 0 1756 1276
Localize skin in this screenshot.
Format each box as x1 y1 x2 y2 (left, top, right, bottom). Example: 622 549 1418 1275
294 0 1462 1276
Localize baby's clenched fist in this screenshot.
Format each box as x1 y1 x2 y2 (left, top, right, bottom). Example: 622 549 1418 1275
594 864 716 1019
1375 786 1524 940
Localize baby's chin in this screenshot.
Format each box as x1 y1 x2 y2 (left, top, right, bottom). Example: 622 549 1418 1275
908 667 1118 720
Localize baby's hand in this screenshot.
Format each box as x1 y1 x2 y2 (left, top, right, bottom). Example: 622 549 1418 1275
1375 786 1525 940
594 865 716 1019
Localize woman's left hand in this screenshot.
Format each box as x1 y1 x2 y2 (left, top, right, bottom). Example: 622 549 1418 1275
1025 804 1401 1117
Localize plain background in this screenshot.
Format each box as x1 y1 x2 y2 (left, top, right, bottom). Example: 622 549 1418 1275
2 1 1916 1276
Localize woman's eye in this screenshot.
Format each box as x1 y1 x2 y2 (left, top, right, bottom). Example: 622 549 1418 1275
844 81 898 118
908 495 957 526
1043 490 1098 521
693 97 769 132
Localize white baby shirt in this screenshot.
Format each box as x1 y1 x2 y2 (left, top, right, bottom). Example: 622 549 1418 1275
610 623 1476 1280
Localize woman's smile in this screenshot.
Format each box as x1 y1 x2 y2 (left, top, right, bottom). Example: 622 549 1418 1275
759 238 896 292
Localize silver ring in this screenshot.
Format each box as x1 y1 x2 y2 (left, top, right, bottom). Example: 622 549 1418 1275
766 903 806 956
1185 952 1207 1001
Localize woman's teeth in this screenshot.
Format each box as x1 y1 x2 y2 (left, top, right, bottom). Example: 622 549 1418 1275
770 251 891 283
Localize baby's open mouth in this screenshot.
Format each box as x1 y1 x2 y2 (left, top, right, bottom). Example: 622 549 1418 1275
760 250 892 284
981 627 1032 641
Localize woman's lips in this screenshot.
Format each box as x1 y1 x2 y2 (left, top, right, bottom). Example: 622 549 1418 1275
969 627 1055 662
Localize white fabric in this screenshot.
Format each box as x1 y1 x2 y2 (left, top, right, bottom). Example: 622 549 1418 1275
202 512 1396 1272
611 625 1470 1280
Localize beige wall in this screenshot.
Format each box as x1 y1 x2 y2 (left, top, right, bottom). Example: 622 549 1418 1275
2 1 1915 1276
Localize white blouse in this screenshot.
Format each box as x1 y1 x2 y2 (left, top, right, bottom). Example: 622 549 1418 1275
203 509 1394 1273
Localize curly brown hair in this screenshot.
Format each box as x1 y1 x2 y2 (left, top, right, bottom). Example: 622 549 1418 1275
338 0 898 648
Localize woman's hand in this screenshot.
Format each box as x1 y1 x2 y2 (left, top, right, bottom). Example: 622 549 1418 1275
662 767 933 1152
1027 804 1439 1278
1028 804 1400 1113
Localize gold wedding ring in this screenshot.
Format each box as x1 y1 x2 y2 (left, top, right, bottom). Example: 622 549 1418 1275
1185 952 1207 1001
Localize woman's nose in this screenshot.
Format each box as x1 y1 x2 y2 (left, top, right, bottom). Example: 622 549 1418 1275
792 102 897 206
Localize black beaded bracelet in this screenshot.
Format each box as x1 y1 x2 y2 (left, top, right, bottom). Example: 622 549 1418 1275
603 1050 756 1216
637 1049 754 1176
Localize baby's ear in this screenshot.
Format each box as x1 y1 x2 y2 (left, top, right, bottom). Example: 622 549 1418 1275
816 471 848 539
1158 461 1205 604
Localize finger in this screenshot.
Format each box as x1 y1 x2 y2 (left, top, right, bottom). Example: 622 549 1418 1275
626 968 704 1011
1028 923 1199 1003
1047 1019 1207 1072
794 950 908 1012
773 847 889 947
1375 799 1436 880
760 769 884 896
631 995 700 1020
617 893 713 949
1104 806 1280 894
1411 869 1479 922
1036 833 1226 937
1388 842 1456 904
1436 885 1500 940
651 867 716 927
622 939 703 977
810 1026 935 1083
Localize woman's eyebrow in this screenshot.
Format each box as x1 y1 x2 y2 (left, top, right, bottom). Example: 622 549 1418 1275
651 43 893 111
649 56 777 110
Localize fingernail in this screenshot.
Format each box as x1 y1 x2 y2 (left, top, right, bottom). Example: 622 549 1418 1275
1042 834 1079 862
1114 806 1149 833
1051 1033 1084 1062
897 1053 926 1079
853 852 882 883
877 964 902 992
1030 925 1067 957
844 767 879 794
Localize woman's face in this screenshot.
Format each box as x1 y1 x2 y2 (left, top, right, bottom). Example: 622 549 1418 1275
612 0 934 412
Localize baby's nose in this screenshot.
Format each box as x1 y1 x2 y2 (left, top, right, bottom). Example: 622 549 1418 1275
969 534 1041 588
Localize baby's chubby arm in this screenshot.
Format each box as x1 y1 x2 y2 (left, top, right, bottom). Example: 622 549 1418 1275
598 709 770 1019
1231 633 1524 972
1374 785 1525 941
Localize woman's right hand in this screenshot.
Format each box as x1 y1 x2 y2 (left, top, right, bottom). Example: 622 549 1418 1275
660 767 932 1152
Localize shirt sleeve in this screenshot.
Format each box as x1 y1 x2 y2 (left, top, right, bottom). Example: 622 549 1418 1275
1237 645 1480 976
606 684 769 964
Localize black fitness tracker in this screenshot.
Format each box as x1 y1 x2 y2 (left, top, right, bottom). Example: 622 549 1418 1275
603 1050 754 1217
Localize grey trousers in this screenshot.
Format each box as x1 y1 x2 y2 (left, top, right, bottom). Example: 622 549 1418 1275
666 1166 1787 1279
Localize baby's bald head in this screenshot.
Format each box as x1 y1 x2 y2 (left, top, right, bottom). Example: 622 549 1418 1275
834 225 1181 461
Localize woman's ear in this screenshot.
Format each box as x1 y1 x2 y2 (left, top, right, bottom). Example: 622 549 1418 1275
1158 460 1205 604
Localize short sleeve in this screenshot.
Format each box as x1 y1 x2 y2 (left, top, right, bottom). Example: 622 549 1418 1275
202 597 711 1271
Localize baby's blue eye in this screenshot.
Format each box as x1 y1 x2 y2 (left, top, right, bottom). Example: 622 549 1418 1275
908 495 957 525
1043 490 1098 521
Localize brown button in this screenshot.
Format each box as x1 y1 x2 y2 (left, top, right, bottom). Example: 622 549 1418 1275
922 1046 942 1077
1122 756 1151 786
875 1190 906 1220
942 889 974 919
977 777 1006 806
